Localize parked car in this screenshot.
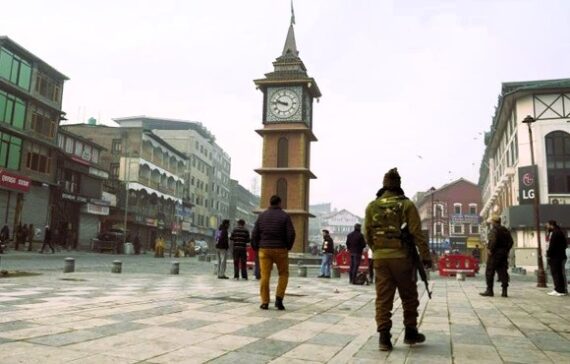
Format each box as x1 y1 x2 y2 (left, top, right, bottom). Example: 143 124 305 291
92 229 126 254
194 240 209 255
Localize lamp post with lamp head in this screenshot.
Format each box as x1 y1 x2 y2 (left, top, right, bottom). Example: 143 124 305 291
522 115 547 288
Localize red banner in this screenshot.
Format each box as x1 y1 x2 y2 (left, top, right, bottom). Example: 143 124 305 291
0 169 31 192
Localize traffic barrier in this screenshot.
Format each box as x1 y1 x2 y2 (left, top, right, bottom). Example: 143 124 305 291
333 250 369 273
438 254 479 277
112 260 122 274
63 257 75 273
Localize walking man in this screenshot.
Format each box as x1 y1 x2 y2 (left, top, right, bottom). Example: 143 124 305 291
546 220 568 296
215 219 230 279
318 230 334 278
230 219 250 280
40 225 55 254
252 195 295 310
480 215 513 298
347 223 366 284
365 168 431 351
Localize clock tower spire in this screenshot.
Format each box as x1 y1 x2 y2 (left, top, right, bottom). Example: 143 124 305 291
253 5 321 253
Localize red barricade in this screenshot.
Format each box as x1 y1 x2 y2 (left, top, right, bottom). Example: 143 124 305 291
333 249 369 273
438 254 479 277
246 246 255 268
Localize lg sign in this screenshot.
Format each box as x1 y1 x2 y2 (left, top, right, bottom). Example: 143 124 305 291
518 166 538 204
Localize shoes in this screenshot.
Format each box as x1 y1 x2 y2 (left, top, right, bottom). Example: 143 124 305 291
318 275 325 278
275 297 285 311
221 276 229 279
547 290 567 296
501 287 508 297
243 277 248 280
379 331 393 351
403 326 426 345
259 303 269 310
234 277 239 280
479 290 494 297
324 276 331 279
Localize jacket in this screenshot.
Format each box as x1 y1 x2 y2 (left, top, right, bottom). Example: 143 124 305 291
230 226 250 251
346 230 366 255
215 227 229 250
487 225 513 257
322 236 334 254
364 190 429 261
547 227 568 260
252 206 295 250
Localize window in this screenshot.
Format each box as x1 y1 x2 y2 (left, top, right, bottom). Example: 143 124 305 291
277 137 289 167
469 204 477 215
0 90 26 129
91 148 99 164
546 131 570 193
471 225 479 234
65 137 73 154
454 203 462 214
434 204 444 218
111 139 122 153
57 134 64 149
35 72 61 102
110 163 120 178
0 48 32 90
26 142 51 174
434 223 442 235
31 107 57 138
452 224 463 234
74 141 83 156
276 178 288 209
0 132 22 170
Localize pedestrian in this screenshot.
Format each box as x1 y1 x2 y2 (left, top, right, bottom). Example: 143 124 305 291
480 215 513 298
252 195 295 310
40 225 55 254
347 223 366 284
215 219 230 279
14 223 22 250
472 245 481 262
154 236 165 257
318 230 334 278
27 223 34 251
230 219 250 280
546 220 568 296
133 235 141 255
365 168 432 351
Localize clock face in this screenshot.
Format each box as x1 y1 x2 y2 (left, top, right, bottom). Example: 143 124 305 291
269 89 300 119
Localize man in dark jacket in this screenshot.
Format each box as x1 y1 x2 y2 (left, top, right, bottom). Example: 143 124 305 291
40 225 55 254
480 215 513 298
546 220 568 296
252 195 295 310
230 219 250 280
215 220 230 279
318 230 335 278
346 223 366 284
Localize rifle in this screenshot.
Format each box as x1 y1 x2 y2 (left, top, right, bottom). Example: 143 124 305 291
401 222 432 299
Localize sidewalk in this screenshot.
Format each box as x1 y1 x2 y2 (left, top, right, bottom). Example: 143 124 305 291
0 258 569 363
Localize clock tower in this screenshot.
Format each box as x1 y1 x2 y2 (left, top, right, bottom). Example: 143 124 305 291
254 10 321 253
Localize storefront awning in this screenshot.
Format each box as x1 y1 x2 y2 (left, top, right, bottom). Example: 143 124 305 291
127 182 182 204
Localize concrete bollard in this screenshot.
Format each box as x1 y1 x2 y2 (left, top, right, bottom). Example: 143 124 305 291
112 260 122 274
456 272 465 281
171 261 180 275
332 267 341 278
63 257 75 273
298 265 307 277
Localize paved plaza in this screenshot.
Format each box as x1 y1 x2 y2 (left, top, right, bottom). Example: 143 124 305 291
0 252 569 363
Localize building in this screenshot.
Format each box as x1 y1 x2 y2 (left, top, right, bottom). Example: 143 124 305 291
229 179 259 231
253 12 321 253
113 116 232 245
53 126 109 248
63 123 187 250
308 203 332 244
321 209 363 247
478 78 570 270
0 36 68 238
415 178 482 254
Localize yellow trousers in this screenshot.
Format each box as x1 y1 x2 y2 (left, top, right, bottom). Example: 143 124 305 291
259 248 289 304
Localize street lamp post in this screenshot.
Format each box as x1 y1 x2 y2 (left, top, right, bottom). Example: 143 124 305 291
522 115 547 288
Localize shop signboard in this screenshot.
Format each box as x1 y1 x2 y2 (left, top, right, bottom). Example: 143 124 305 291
518 165 538 205
0 169 31 192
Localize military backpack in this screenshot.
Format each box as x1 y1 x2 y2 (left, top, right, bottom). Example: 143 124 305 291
369 196 406 250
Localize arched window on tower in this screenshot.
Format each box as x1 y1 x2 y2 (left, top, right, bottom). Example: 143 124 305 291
276 178 288 209
277 137 289 167
546 131 570 193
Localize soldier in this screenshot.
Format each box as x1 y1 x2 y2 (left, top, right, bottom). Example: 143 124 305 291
480 215 513 298
365 168 431 351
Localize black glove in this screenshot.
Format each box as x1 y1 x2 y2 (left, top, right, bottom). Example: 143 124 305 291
423 259 433 269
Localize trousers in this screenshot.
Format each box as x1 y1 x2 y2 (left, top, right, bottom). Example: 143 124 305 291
550 258 568 294
485 254 509 290
217 249 228 277
349 254 362 283
233 249 248 279
259 248 289 304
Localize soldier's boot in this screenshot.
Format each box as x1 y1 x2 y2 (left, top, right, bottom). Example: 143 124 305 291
479 289 494 297
275 297 285 311
501 287 508 297
404 326 426 345
378 331 393 351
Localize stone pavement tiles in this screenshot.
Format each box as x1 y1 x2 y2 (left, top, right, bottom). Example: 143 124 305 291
0 270 569 363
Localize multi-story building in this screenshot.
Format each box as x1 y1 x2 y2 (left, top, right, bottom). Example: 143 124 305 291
308 203 332 244
113 116 232 245
229 179 259 231
415 178 482 254
320 209 363 247
63 123 187 250
479 78 570 270
53 126 109 248
0 36 68 237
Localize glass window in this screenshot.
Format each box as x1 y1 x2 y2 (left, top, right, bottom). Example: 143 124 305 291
0 132 22 170
454 204 461 214
91 148 99 164
453 224 463 234
471 225 479 234
65 137 73 154
74 141 83 156
112 139 122 153
82 145 91 160
546 131 570 193
469 204 477 215
0 48 32 90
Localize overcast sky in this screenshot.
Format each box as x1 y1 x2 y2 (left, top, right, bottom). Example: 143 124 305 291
4 0 570 216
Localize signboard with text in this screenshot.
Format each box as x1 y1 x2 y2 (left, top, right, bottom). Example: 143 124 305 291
0 169 31 192
518 165 538 205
